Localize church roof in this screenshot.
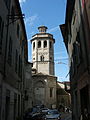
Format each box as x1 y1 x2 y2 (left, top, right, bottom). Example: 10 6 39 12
32 72 57 78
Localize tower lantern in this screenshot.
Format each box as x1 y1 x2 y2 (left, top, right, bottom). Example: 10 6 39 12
38 26 48 33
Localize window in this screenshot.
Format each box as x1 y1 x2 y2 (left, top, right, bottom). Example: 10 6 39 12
0 17 4 54
11 6 15 23
5 89 10 120
18 95 20 116
33 42 35 50
38 41 41 48
44 41 47 48
50 88 53 97
70 61 74 76
18 55 21 77
15 50 18 73
17 24 19 38
73 31 82 66
0 17 2 31
20 34 22 45
76 32 82 62
40 55 44 61
14 93 17 120
50 41 52 48
8 37 12 66
20 59 22 78
4 0 11 10
18 55 22 77
50 57 52 60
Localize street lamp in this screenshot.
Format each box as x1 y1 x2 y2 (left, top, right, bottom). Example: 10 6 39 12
56 62 68 65
56 61 70 79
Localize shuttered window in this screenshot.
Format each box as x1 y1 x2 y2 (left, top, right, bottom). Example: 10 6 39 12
0 17 4 54
8 37 12 66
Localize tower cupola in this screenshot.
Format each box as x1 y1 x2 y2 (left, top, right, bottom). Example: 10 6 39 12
38 26 48 33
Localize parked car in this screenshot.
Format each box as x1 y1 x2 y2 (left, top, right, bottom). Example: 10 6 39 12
41 108 50 113
31 112 46 120
23 107 41 120
45 109 61 120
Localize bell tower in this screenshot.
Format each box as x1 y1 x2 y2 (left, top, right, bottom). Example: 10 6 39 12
31 26 55 75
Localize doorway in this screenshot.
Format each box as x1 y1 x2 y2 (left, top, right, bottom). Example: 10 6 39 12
80 85 89 113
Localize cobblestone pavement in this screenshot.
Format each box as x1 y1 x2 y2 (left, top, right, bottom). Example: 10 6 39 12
61 112 72 120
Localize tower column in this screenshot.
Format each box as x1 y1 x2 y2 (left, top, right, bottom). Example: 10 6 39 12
47 40 49 48
41 40 43 48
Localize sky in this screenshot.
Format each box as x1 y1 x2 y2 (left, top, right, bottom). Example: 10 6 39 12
19 0 69 82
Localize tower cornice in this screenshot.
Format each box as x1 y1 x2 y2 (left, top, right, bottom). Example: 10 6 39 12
31 33 55 43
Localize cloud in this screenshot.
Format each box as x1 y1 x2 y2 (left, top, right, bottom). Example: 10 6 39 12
47 26 59 33
25 15 38 26
19 0 26 3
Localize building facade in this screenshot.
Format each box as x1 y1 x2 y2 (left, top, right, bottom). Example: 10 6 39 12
31 26 57 108
60 0 90 120
57 81 71 111
32 73 57 108
24 62 33 111
0 0 28 120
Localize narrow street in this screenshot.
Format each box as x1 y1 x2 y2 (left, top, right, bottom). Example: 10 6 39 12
0 0 90 120
61 112 72 120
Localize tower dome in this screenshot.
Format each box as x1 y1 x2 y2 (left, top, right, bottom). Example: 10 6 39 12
38 26 48 33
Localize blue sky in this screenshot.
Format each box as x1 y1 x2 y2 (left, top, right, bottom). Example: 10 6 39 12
19 0 69 82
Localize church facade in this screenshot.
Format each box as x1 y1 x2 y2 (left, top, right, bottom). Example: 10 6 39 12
31 26 57 108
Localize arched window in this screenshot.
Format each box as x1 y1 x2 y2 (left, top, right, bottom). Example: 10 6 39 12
44 40 47 48
33 42 35 50
8 37 12 65
0 17 4 54
38 41 41 48
40 55 44 61
50 88 53 97
11 6 15 23
15 49 18 73
50 41 52 48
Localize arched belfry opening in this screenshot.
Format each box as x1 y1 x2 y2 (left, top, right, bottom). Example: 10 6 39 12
40 55 44 61
38 41 41 48
44 41 47 48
